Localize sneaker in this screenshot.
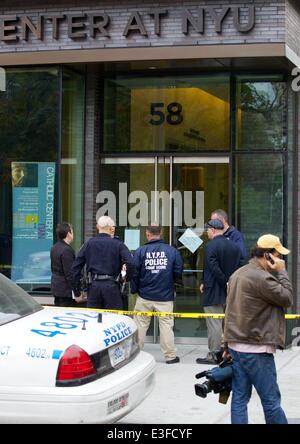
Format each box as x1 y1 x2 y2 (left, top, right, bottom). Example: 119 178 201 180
166 356 180 364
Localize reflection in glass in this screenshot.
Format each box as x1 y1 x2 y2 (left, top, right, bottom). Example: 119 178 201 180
104 76 230 152
236 78 286 150
235 153 284 255
100 159 229 339
0 67 59 280
286 85 296 301
61 68 85 252
172 162 229 338
99 161 155 337
99 161 155 246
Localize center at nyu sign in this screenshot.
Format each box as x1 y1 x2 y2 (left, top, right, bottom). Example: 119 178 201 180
0 6 255 43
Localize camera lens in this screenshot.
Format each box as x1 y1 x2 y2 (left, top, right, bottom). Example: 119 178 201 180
194 381 211 398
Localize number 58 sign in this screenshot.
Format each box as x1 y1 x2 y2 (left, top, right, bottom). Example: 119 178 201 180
149 102 183 126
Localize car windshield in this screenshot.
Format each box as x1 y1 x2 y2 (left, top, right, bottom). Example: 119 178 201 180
0 273 43 326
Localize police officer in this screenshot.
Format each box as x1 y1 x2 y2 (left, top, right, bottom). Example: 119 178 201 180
131 225 183 364
71 216 135 309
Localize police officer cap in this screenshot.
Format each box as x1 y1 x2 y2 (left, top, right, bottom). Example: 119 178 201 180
204 219 224 230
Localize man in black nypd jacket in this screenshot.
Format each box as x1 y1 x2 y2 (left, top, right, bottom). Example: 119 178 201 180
71 216 134 309
131 225 183 364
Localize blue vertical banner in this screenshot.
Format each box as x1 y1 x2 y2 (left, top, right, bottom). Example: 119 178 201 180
11 162 56 283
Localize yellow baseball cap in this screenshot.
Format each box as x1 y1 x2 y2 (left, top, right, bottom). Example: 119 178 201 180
257 234 290 255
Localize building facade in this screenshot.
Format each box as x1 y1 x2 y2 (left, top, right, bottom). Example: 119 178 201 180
0 0 299 342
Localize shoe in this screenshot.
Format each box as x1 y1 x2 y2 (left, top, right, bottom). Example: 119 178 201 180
196 357 218 365
166 356 180 364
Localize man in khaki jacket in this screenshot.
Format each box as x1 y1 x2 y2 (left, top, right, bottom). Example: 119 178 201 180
223 234 293 424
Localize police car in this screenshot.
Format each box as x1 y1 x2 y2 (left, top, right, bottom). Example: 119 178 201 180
0 273 155 424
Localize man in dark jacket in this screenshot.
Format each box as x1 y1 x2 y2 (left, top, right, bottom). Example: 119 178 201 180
197 218 242 364
223 234 293 424
71 216 135 309
131 225 183 364
51 222 82 306
211 209 247 263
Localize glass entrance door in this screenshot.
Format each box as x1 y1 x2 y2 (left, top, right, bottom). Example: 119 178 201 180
100 156 229 342
171 158 229 342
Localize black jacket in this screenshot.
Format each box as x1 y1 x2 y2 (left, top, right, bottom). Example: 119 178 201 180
71 233 135 288
50 240 78 299
203 235 242 306
224 225 247 263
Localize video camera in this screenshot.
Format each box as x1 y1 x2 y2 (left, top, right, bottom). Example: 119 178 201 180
194 355 233 404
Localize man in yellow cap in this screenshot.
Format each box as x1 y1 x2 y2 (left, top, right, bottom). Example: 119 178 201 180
223 233 293 424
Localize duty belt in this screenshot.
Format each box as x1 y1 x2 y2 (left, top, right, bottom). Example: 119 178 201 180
92 274 117 282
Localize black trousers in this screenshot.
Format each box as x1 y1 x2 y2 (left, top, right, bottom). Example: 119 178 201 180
121 283 129 310
87 280 123 310
54 297 87 308
54 297 77 307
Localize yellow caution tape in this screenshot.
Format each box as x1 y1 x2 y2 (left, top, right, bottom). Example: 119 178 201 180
97 310 225 319
45 306 300 319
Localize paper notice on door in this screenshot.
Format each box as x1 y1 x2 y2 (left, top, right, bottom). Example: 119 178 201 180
178 228 203 253
124 229 140 251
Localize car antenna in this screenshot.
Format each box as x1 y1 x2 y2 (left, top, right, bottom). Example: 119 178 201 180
82 320 86 330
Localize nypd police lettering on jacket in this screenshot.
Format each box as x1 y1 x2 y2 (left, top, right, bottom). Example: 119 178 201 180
131 239 183 302
145 251 168 273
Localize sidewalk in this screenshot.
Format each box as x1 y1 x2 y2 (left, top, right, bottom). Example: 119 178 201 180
118 343 300 424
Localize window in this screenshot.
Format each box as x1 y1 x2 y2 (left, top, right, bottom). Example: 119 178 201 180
104 75 230 152
235 153 284 254
61 67 85 252
0 66 85 286
0 67 59 282
236 76 287 150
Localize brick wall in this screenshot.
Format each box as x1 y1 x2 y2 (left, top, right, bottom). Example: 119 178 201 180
0 0 287 53
296 87 300 312
286 0 300 58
